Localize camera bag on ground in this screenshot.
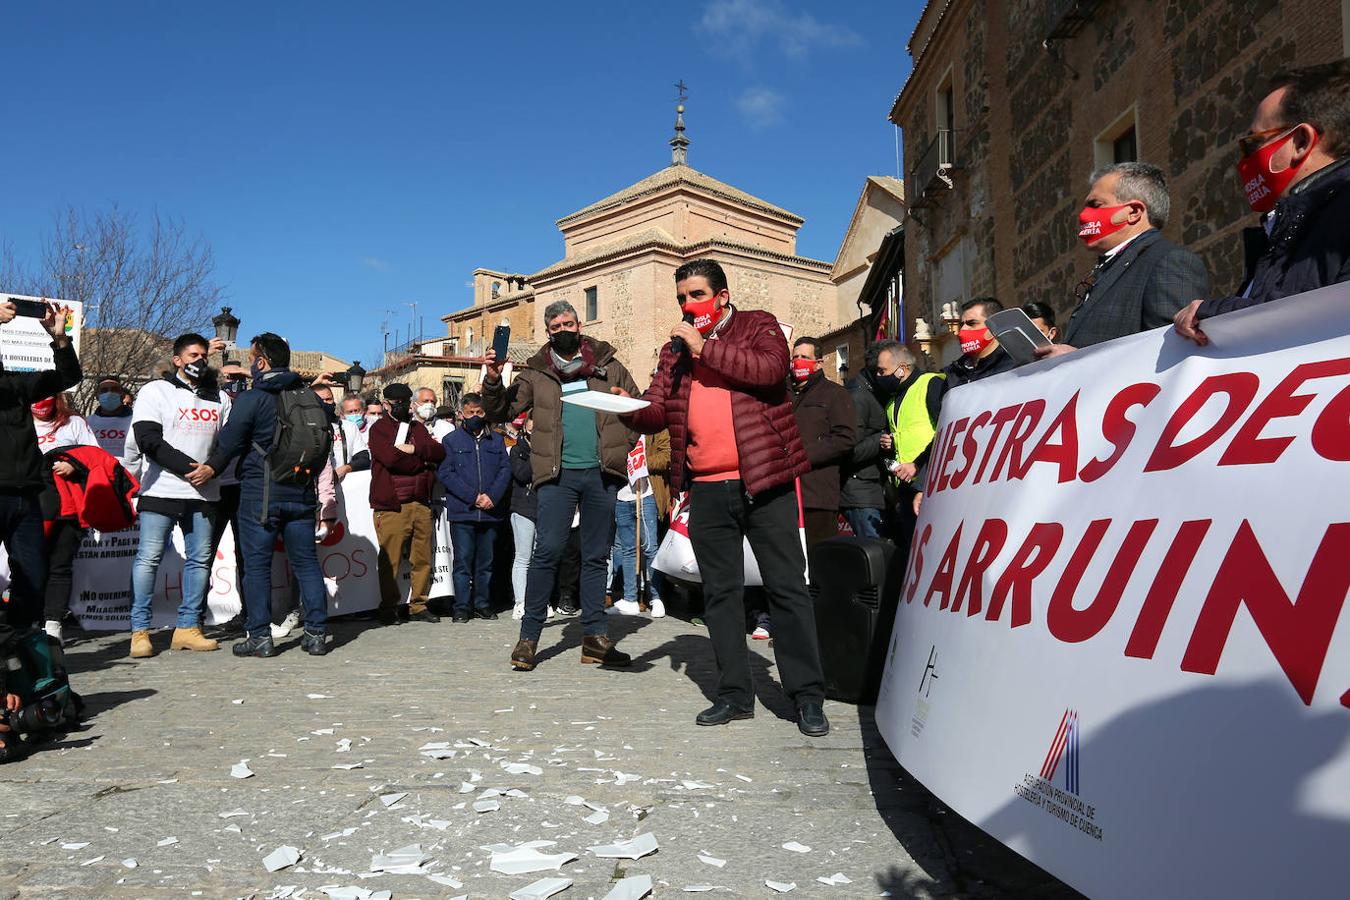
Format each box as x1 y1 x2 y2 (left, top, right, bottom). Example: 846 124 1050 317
1 627 82 738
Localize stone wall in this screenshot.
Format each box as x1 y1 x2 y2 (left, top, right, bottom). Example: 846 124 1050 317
894 0 1345 334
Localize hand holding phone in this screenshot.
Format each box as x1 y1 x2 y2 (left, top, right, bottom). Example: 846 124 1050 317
492 325 511 362
986 308 1052 364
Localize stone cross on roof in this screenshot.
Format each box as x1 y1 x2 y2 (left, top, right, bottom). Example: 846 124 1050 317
670 82 690 167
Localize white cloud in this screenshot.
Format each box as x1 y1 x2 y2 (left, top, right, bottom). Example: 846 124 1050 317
736 87 785 128
699 0 861 59
360 256 389 271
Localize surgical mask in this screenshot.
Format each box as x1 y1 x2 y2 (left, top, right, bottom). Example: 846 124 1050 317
97 391 120 410
463 414 485 433
1237 128 1314 213
549 329 580 356
682 295 723 335
791 358 819 382
416 402 436 421
344 413 365 425
364 413 381 427
1077 204 1131 245
959 327 995 357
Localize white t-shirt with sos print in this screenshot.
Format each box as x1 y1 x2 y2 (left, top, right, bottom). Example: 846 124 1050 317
32 415 99 454
131 378 230 502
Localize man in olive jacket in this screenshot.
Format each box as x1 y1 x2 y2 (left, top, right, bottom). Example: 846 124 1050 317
481 300 640 672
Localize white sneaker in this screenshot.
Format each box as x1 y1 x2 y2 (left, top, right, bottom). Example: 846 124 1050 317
751 615 771 640
648 598 667 619
512 602 525 621
607 599 641 616
547 606 556 620
271 611 301 640
43 619 63 643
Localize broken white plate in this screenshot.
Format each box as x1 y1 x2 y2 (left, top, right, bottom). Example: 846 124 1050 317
816 872 853 886
427 874 464 888
379 792 408 807
120 858 137 869
218 809 249 819
583 810 610 826
60 842 90 850
230 761 254 779
156 837 178 847
474 799 501 813
502 761 544 776
589 833 658 860
682 887 723 893
509 877 573 900
332 762 364 770
490 845 578 875
681 780 716 790
369 843 429 874
697 854 726 868
263 845 302 872
601 874 654 900
306 693 331 699
765 881 797 893
336 738 353 753
781 841 812 853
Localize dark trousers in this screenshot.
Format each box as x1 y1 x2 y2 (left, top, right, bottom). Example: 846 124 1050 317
43 518 86 622
803 508 838 550
238 498 328 638
207 482 247 617
521 467 617 642
688 479 825 710
0 491 48 647
450 522 498 615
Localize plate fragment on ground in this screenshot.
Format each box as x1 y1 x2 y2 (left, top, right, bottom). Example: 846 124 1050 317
503 761 544 776
156 837 179 847
697 854 726 868
766 881 797 893
230 761 254 779
474 799 501 813
817 872 853 886
583 809 609 825
509 876 573 900
589 832 658 860
263 845 302 872
601 874 654 900
378 792 408 807
781 841 812 853
369 843 429 874
218 808 249 819
427 874 464 888
490 844 578 875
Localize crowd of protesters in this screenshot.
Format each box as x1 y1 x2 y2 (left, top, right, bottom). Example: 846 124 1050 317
0 60 1346 761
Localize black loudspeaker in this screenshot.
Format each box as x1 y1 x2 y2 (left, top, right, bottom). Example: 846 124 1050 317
808 536 904 704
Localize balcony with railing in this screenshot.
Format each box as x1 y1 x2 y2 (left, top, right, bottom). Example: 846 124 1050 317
908 129 958 208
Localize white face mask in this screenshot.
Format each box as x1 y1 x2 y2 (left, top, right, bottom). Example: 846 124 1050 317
365 413 381 427
416 402 436 421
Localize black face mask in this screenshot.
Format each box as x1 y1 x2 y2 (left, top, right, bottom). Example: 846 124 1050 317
873 372 903 397
550 330 581 356
389 401 412 422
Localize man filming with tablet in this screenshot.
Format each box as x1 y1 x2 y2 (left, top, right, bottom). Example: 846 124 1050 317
481 300 640 673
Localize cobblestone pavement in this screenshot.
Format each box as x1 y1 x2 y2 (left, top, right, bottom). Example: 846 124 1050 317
0 611 1077 899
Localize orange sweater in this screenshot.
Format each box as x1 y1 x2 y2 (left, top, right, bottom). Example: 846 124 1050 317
686 361 740 482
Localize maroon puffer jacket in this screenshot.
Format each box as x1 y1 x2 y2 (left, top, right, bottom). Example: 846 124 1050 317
627 307 809 497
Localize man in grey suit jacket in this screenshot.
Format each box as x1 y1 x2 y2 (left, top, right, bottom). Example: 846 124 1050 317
1059 162 1210 349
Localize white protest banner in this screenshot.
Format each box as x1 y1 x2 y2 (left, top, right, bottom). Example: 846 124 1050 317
875 284 1350 899
626 437 649 486
0 294 82 371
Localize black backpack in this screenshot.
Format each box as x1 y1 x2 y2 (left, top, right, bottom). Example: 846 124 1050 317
255 387 333 487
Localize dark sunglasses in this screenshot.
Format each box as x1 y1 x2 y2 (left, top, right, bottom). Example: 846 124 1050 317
1237 125 1293 158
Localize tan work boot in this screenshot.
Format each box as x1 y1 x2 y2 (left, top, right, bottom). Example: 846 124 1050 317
170 627 219 652
130 630 155 659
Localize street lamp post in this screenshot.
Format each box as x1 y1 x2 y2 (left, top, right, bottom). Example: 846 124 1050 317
212 306 241 363
346 361 366 395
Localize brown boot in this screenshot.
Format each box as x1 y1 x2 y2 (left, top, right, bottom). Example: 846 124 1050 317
510 639 538 671
170 627 219 652
130 630 155 659
581 634 631 667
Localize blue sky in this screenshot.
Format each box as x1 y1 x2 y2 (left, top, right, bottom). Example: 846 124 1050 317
2 1 920 366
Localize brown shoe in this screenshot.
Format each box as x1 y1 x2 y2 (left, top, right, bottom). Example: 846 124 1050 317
130 630 155 659
510 639 538 671
170 627 220 652
581 634 630 667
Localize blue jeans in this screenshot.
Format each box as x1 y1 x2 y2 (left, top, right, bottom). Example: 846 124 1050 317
610 494 662 603
522 467 618 641
130 508 214 632
450 522 498 615
844 507 884 540
510 513 535 607
237 499 328 638
0 491 49 638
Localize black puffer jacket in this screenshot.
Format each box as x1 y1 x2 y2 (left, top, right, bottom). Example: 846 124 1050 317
509 436 537 520
839 371 888 510
0 340 82 492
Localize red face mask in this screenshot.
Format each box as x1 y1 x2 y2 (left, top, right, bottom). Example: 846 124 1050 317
791 358 819 382
1077 204 1131 245
1238 128 1316 213
959 327 994 357
31 397 56 419
682 295 724 335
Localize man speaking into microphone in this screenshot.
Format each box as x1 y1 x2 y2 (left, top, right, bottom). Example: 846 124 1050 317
621 259 830 737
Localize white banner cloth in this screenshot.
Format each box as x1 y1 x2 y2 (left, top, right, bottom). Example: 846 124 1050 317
875 284 1350 899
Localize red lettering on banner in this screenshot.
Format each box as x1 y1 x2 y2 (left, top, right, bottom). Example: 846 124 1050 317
950 410 991 490
986 522 1063 628
925 423 956 495
1124 519 1213 659
1021 392 1081 483
904 524 932 604
1181 521 1350 705
1220 358 1350 465
1047 518 1158 643
923 522 964 609
951 517 1007 616
1080 383 1162 482
350 547 369 579
1144 373 1260 471
936 418 969 494
988 400 1046 483
972 404 1021 485
1311 382 1350 461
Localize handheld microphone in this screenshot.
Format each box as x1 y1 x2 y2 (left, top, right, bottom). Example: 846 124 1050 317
671 311 696 355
